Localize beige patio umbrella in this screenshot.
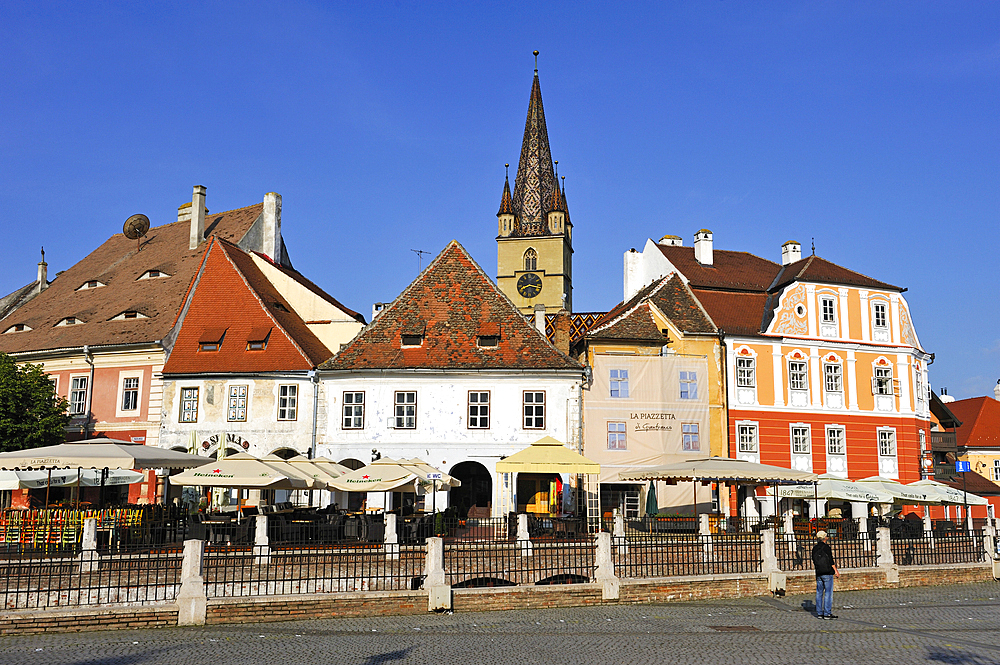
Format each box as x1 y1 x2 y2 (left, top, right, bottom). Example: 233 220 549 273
328 458 421 492
168 453 309 490
261 454 327 489
855 476 933 504
0 438 206 470
907 479 988 506
284 455 345 484
310 456 352 478
398 458 462 489
766 473 894 503
619 456 816 483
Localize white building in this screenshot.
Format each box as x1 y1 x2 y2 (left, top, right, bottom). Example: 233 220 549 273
317 241 585 517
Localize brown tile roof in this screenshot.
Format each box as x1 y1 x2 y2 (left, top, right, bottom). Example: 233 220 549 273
769 255 901 292
689 288 770 337
0 204 262 354
588 275 715 342
655 244 780 292
947 396 1000 449
163 238 331 374
321 241 581 371
941 471 1000 496
497 176 514 216
250 252 365 324
0 282 40 323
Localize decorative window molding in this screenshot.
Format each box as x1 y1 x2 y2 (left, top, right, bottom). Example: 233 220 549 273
69 375 89 416
468 391 490 429
116 371 143 417
877 427 898 478
734 347 757 406
819 293 838 338
825 425 848 477
523 248 537 272
736 421 759 462
607 422 626 450
786 349 809 407
871 299 890 342
872 356 898 412
343 391 364 429
228 384 249 422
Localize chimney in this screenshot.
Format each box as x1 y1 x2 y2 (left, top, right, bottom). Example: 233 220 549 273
534 303 547 336
262 192 282 263
189 185 207 250
372 302 387 321
659 234 683 247
994 380 1000 401
781 240 802 266
36 248 48 292
693 229 713 266
552 309 572 356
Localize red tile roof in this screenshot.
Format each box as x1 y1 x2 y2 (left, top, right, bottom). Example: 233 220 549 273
655 244 780 292
589 275 715 342
947 396 1000 449
941 471 1000 496
0 204 262 353
689 289 770 337
769 255 901 292
321 241 581 371
163 238 332 374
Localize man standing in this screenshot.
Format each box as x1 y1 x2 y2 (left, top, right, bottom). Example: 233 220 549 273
811 530 840 619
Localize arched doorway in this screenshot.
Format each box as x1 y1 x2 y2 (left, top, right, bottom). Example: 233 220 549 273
269 447 299 460
449 461 493 517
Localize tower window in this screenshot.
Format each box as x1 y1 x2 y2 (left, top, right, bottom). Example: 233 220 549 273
523 248 537 271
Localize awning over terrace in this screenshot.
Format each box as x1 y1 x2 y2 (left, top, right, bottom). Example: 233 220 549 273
168 453 309 490
0 438 206 470
495 437 600 475
619 456 817 484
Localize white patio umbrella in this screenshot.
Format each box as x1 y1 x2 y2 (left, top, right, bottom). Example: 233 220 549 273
0 469 77 490
766 473 894 504
855 476 933 504
284 455 345 484
907 479 988 506
261 454 327 489
328 458 421 492
0 438 205 470
619 456 817 483
168 453 309 490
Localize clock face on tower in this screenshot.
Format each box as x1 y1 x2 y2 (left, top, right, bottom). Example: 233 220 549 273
516 272 543 298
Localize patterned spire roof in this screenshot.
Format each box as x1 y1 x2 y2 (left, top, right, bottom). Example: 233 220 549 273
497 174 514 216
511 71 559 236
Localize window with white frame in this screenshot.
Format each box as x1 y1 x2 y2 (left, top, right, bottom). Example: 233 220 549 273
993 460 1000 483
821 297 837 323
682 423 700 451
679 371 698 400
791 426 811 455
180 387 199 423
120 377 139 411
70 376 88 415
523 391 545 429
609 369 629 398
878 429 896 458
873 302 888 329
736 357 755 388
873 366 894 395
824 363 842 393
914 370 925 408
343 392 364 429
826 427 846 456
738 424 758 454
607 422 626 450
788 361 808 392
228 385 248 422
277 385 298 421
468 391 490 429
394 391 416 428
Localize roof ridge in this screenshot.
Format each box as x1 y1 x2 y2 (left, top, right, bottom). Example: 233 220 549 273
150 201 264 233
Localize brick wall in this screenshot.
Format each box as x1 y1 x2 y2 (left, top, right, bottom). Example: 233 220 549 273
206 591 427 625
0 605 177 635
452 584 603 612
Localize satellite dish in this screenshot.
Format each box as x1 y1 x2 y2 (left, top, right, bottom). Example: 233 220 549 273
123 214 150 240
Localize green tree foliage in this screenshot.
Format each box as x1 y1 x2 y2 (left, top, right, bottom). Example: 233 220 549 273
0 353 70 452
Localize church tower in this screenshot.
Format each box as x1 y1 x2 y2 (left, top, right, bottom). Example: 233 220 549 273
496 53 573 315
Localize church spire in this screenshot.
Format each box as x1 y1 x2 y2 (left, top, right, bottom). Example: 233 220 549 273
511 51 558 236
498 169 514 216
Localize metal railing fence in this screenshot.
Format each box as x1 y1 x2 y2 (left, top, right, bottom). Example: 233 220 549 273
891 530 985 566
613 534 762 578
445 540 595 587
204 544 425 597
776 531 878 572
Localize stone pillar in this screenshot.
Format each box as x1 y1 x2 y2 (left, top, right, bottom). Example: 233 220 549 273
783 510 796 551
177 539 207 626
77 517 100 574
876 526 898 583
699 512 713 557
760 528 778 575
384 513 399 560
254 514 270 565
923 509 935 550
852 502 870 551
423 537 451 611
613 513 628 558
517 514 533 557
594 531 620 600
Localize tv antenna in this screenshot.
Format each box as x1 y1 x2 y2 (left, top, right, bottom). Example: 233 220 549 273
411 249 431 272
123 214 150 252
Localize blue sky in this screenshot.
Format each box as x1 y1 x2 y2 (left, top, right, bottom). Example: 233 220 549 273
1 2 997 398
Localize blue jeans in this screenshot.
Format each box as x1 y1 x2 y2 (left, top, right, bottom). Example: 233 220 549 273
816 575 834 616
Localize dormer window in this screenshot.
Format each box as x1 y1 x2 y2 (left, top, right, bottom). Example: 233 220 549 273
56 317 83 326
76 280 105 291
401 322 426 347
110 311 148 321
401 334 424 347
198 327 227 352
477 335 500 347
246 326 272 351
138 270 169 280
3 323 30 334
271 302 289 313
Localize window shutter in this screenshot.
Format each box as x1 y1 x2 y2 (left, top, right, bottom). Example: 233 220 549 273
870 377 878 394
892 378 901 396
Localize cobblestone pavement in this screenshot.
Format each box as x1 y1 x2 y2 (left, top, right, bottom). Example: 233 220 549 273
2 583 1000 665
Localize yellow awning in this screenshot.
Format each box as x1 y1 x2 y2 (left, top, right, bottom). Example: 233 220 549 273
495 437 600 474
